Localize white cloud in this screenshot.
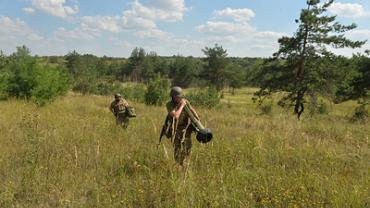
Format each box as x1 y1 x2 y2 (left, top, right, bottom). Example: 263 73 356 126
122 12 157 30
328 2 370 18
214 8 255 22
23 8 35 14
135 29 173 39
78 0 185 35
81 16 123 33
196 7 290 57
122 0 186 23
197 21 255 36
347 29 370 38
53 27 99 41
0 16 43 41
32 0 79 18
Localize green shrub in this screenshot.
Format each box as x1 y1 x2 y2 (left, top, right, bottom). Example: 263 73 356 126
31 65 69 106
317 101 329 114
72 74 98 95
186 87 220 108
308 99 329 116
122 84 146 102
0 71 9 100
95 81 125 96
3 46 70 106
351 104 368 122
259 102 273 115
145 76 170 105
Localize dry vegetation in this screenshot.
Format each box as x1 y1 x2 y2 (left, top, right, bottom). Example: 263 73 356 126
0 89 369 207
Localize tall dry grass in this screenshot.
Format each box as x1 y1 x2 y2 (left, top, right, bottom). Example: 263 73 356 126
0 90 369 207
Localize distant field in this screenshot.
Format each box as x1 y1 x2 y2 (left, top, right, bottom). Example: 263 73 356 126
0 89 369 207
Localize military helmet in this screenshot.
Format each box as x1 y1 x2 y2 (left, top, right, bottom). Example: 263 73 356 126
114 93 122 99
170 86 183 98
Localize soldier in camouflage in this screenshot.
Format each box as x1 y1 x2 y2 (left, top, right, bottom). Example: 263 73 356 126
166 86 200 169
109 93 130 128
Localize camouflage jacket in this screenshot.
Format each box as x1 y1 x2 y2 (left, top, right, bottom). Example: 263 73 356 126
110 98 129 116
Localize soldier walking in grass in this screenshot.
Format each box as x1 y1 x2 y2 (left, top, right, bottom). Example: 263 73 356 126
165 86 200 171
109 93 130 128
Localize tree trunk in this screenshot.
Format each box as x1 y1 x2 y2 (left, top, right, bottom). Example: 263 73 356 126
294 91 305 120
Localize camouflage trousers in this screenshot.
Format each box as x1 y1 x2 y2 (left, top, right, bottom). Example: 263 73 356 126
173 126 194 166
116 114 129 129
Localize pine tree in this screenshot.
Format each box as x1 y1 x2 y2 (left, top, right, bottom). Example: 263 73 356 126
202 44 229 91
254 0 365 119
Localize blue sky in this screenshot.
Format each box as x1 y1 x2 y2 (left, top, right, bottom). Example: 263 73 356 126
0 0 369 57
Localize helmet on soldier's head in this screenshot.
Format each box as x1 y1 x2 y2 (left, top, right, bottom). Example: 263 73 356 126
170 86 183 98
114 93 121 99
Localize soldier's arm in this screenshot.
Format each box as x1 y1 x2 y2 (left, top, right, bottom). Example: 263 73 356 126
122 99 129 107
168 99 186 120
109 102 115 114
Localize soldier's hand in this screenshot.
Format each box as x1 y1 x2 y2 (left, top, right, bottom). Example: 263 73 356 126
180 99 187 106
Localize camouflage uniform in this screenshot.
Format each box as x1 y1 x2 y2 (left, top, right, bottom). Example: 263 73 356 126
166 100 195 166
110 98 129 128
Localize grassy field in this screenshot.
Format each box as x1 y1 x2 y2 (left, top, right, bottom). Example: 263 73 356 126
0 89 369 207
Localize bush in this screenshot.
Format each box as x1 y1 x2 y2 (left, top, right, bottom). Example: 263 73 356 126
259 102 273 115
94 81 125 96
72 74 98 95
317 101 329 114
31 65 69 106
186 87 220 108
308 99 329 116
145 76 170 105
0 72 9 100
351 104 368 122
122 84 146 103
3 46 70 106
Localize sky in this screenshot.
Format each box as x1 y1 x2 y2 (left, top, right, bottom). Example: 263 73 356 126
0 0 369 57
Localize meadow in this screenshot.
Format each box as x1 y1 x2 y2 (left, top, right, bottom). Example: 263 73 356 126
0 89 369 207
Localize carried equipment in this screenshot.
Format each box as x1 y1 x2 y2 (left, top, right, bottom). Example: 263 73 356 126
183 104 213 143
125 106 137 118
158 116 175 145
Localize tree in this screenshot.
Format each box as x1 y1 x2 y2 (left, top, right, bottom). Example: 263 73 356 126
254 0 365 119
3 46 69 105
128 47 146 82
202 44 229 91
170 56 200 88
350 53 370 104
145 75 170 105
225 63 245 94
65 52 100 94
0 51 9 99
0 50 7 70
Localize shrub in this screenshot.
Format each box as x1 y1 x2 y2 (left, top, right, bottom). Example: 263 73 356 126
259 102 273 115
186 87 220 108
3 46 70 106
351 104 368 122
0 71 9 100
145 76 170 105
308 99 329 116
31 66 69 106
72 74 98 95
122 84 146 103
317 101 329 114
95 81 125 96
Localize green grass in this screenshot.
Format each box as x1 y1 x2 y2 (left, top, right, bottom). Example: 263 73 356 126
0 89 369 207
